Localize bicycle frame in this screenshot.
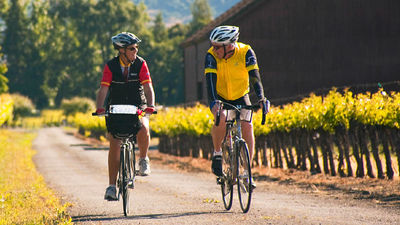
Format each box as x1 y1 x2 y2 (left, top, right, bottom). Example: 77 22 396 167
224 111 242 177
118 137 136 189
117 136 136 216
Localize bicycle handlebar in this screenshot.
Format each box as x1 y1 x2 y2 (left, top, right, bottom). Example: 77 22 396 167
92 112 106 116
92 109 157 117
215 101 266 126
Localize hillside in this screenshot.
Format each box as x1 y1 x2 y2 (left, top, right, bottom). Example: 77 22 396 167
132 0 241 25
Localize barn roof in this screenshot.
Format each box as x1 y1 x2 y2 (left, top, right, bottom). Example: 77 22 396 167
181 0 260 47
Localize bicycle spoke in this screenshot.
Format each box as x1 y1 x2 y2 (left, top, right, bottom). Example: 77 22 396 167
220 144 233 210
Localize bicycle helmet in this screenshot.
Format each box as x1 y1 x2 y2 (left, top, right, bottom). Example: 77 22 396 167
209 25 239 44
112 32 141 49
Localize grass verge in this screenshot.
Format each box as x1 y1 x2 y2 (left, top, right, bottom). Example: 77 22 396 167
0 129 72 225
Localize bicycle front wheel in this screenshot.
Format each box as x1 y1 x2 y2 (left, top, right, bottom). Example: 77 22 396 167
236 140 252 213
221 145 233 210
121 148 130 216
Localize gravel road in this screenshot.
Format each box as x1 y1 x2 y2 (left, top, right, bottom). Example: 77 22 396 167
32 127 400 225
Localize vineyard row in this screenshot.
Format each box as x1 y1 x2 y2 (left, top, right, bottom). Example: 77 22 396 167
3 89 400 179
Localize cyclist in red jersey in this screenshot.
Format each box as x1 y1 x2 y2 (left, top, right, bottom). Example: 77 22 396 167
95 32 155 201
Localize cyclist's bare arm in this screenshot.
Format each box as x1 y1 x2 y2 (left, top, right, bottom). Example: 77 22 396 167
143 83 155 107
96 85 109 111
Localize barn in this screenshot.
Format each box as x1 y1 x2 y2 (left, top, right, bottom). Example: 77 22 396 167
182 0 400 105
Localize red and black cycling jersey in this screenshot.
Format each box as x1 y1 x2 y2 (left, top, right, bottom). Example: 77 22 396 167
101 56 151 87
100 56 152 108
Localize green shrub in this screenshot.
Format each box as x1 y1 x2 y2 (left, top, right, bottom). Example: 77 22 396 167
60 97 95 116
0 74 8 94
0 93 13 126
10 93 36 120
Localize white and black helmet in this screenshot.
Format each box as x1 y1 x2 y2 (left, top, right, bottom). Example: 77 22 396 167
112 32 141 49
209 25 239 44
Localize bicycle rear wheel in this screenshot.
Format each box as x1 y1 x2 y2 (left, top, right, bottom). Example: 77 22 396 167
121 148 130 216
236 140 252 213
220 145 233 210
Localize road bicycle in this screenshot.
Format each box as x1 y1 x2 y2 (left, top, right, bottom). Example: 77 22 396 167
93 104 153 216
215 101 266 213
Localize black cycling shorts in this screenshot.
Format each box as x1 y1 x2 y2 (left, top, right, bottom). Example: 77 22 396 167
217 94 253 122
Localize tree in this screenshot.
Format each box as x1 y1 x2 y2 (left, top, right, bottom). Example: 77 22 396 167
3 0 47 107
0 0 8 17
188 0 212 36
49 0 102 105
94 0 150 63
3 0 28 92
146 13 187 105
29 0 58 107
39 0 151 106
0 0 191 107
0 65 8 94
152 12 168 42
0 45 8 94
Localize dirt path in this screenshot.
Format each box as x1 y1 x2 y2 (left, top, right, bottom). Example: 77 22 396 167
32 127 400 224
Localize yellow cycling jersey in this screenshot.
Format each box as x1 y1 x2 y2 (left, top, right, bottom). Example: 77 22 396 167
204 42 259 100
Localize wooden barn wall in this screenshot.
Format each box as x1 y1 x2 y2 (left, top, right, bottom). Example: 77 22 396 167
184 0 400 104
197 40 211 101
184 46 197 102
235 0 400 103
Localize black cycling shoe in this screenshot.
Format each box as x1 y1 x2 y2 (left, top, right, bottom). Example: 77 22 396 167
211 155 223 177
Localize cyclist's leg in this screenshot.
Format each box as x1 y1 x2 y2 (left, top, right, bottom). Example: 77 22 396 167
241 121 254 162
108 133 121 185
137 116 151 175
239 93 256 188
239 94 255 162
137 116 150 158
211 95 230 153
105 133 121 200
211 110 227 152
211 107 227 176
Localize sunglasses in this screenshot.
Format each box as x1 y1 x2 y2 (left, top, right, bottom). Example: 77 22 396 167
126 46 138 52
212 44 224 51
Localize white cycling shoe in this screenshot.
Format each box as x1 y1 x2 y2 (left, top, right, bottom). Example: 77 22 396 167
138 157 151 176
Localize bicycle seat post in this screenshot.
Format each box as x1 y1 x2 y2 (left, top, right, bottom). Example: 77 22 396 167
235 106 242 140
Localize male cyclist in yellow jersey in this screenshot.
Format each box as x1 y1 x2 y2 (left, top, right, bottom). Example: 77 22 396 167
205 25 270 187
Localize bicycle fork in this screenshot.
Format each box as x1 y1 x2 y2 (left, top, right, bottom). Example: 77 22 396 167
126 144 135 189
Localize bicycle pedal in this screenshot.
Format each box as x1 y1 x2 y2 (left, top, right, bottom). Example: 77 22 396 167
128 179 135 189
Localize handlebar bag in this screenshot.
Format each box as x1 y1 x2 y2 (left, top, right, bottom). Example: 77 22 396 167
107 114 142 138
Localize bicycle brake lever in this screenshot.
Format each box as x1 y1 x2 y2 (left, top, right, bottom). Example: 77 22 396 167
261 113 266 125
215 102 222 126
216 109 221 126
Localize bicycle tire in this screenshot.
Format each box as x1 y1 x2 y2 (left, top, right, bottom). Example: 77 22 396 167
220 142 233 210
117 149 123 201
121 147 130 216
236 140 252 213
129 146 136 187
